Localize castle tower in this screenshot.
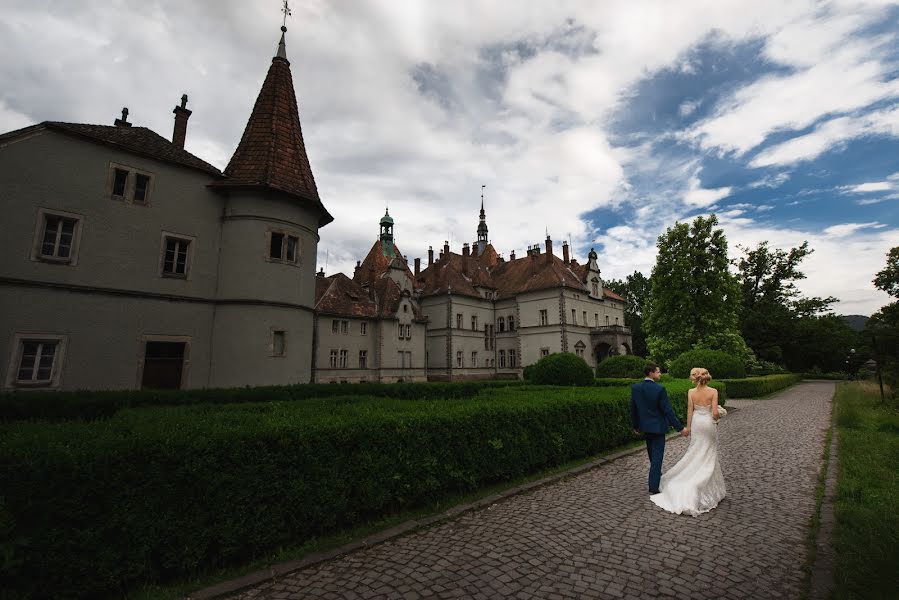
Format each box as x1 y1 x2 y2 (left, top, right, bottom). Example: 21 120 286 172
476 189 489 256
380 208 395 257
208 25 332 385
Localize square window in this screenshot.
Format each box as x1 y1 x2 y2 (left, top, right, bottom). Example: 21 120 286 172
270 232 284 260
40 216 76 260
541 348 549 357
16 340 58 384
112 168 129 197
134 174 151 203
272 330 286 356
162 237 190 277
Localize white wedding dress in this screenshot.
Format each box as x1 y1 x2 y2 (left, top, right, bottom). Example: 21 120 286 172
650 403 726 516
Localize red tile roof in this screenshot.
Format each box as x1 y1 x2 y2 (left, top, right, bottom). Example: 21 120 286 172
0 122 222 175
211 50 333 226
314 273 378 317
354 239 414 287
414 246 623 302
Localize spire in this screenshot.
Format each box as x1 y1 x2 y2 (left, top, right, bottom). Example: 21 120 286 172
477 185 489 255
380 208 395 257
277 26 288 61
211 25 333 226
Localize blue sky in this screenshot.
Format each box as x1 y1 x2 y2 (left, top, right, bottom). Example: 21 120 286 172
1 0 897 314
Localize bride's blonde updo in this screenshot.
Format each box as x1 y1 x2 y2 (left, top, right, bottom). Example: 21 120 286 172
690 367 712 385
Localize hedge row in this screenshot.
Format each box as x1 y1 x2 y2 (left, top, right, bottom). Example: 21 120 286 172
1 382 700 599
0 380 523 423
718 374 802 398
801 372 849 380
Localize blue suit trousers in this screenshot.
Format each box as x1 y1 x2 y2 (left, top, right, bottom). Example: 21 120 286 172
645 433 666 492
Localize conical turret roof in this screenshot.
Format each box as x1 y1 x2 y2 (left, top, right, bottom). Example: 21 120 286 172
212 27 332 226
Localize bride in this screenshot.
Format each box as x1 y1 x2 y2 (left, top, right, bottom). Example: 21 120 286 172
651 367 726 516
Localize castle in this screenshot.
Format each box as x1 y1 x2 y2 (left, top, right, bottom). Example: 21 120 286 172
0 27 631 391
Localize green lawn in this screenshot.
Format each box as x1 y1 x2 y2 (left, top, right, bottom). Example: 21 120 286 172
833 382 899 599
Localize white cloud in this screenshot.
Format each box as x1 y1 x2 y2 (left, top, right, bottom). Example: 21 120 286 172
683 176 732 207
857 193 899 205
843 181 894 193
750 105 899 167
822 222 885 237
678 99 701 117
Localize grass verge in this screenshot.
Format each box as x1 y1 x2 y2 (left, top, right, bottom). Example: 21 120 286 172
129 438 649 600
831 381 898 599
799 414 833 599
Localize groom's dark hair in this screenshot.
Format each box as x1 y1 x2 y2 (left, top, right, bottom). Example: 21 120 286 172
643 362 659 376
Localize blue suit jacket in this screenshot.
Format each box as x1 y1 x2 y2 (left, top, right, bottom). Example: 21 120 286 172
630 379 684 434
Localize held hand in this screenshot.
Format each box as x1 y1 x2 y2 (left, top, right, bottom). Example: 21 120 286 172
680 428 690 437
632 428 641 435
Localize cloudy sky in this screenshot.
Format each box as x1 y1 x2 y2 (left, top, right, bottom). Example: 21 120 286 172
2 0 898 315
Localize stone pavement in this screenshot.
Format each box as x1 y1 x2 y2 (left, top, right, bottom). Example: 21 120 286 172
222 382 835 600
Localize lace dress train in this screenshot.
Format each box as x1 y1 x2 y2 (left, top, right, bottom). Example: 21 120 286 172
650 405 726 516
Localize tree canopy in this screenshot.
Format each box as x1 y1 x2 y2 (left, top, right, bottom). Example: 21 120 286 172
644 215 748 367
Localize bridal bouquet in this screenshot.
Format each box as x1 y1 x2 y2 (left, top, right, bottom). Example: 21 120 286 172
715 406 728 419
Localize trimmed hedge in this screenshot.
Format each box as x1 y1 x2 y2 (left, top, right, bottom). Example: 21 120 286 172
669 348 746 379
718 374 802 397
531 353 594 386
0 380 523 423
595 355 647 379
801 372 849 380
1 382 707 599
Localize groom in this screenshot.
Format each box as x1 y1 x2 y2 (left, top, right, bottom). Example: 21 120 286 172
630 362 689 495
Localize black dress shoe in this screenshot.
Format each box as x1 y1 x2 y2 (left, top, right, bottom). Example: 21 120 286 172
649 490 661 495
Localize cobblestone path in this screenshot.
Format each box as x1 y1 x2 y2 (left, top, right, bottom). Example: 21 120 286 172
225 382 835 600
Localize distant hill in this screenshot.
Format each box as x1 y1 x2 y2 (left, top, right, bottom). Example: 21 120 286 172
841 315 869 332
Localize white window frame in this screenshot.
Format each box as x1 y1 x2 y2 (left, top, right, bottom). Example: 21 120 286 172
341 320 348 335
539 310 548 326
456 313 463 329
540 347 550 357
360 322 368 336
471 351 478 368
359 350 367 369
508 316 515 331
509 349 517 367
499 349 506 368
332 320 340 334
159 231 195 279
339 349 348 368
405 324 411 338
31 208 84 266
329 349 338 368
6 333 67 389
456 351 463 368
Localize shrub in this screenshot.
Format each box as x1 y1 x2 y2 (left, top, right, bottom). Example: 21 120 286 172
531 353 594 386
669 348 746 379
2 382 705 599
595 355 647 379
522 364 537 382
0 380 523 423
718 374 801 397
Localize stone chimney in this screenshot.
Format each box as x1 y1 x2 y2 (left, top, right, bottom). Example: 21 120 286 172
428 246 434 266
510 250 516 260
444 240 450 257
545 236 553 264
353 260 361 278
562 241 570 264
114 107 131 128
414 257 420 275
462 243 470 257
316 267 325 278
172 94 192 149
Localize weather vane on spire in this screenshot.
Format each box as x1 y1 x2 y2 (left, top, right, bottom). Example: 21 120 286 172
281 0 292 29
